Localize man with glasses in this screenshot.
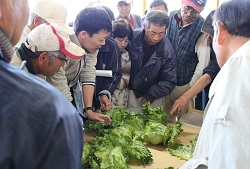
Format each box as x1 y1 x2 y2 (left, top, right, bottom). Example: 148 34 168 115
116 0 142 29
165 0 211 119
11 23 84 79
127 10 176 109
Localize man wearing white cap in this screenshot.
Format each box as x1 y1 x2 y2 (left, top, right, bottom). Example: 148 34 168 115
116 0 142 29
165 0 211 119
14 0 111 125
16 0 75 47
0 0 83 168
11 23 84 79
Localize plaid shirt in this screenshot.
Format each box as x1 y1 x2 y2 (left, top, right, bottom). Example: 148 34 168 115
167 10 204 86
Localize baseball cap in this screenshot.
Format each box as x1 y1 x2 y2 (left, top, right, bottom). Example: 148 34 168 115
25 23 85 59
32 0 74 35
182 0 207 13
201 10 215 37
117 0 132 5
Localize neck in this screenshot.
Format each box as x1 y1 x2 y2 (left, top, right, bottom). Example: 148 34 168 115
120 14 131 20
30 59 39 75
228 36 250 57
0 29 14 62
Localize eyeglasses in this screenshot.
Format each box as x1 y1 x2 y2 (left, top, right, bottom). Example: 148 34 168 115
181 5 200 16
57 56 69 62
47 51 69 62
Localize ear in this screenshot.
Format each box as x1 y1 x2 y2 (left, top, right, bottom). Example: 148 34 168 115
215 21 228 45
33 16 44 27
78 30 88 40
37 52 48 65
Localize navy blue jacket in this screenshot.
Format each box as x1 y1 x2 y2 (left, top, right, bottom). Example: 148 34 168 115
0 55 83 169
94 37 122 109
127 29 177 103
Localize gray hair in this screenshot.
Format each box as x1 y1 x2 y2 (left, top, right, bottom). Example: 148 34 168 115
214 0 250 38
47 51 61 65
28 12 47 25
144 10 169 29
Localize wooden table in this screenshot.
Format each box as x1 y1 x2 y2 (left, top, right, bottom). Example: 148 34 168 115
84 123 200 169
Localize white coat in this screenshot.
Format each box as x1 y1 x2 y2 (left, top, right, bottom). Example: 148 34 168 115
181 40 250 169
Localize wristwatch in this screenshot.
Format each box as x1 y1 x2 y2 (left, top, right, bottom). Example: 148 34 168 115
84 107 94 111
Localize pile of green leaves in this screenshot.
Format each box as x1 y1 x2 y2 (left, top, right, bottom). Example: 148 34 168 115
83 104 183 168
141 122 183 146
168 136 198 161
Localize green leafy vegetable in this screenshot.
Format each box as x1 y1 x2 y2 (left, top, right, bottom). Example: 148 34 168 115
168 136 198 160
142 122 167 145
163 122 183 148
82 105 184 168
141 102 168 125
127 140 153 164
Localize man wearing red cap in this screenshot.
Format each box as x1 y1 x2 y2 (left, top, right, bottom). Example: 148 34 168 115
166 0 211 118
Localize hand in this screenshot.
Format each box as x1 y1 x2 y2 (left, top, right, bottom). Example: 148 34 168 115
170 95 189 116
100 95 112 111
85 110 111 125
140 97 147 106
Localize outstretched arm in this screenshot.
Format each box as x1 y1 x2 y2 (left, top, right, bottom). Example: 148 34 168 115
170 74 211 115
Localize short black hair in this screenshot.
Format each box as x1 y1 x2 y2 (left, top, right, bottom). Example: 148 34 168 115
144 10 169 29
150 0 168 12
73 6 112 37
101 5 115 21
111 20 133 40
214 0 250 38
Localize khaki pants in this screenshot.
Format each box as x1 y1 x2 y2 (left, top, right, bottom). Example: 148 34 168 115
165 84 195 117
128 90 166 109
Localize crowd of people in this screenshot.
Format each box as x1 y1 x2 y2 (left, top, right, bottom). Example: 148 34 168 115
1 0 250 168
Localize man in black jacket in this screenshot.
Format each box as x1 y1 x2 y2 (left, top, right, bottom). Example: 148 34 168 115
127 10 177 108
93 7 122 111
94 36 122 111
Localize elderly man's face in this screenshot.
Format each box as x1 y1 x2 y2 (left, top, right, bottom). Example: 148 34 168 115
117 2 131 18
144 24 166 46
1 0 29 45
181 5 199 26
41 52 67 76
77 29 110 54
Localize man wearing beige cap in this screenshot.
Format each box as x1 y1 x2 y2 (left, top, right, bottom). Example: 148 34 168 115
0 0 83 168
11 23 84 79
116 0 142 29
16 0 74 47
14 0 111 125
165 0 211 119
